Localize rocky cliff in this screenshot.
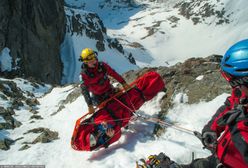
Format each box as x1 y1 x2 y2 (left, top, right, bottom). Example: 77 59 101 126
0 0 66 84
65 6 136 65
123 55 230 135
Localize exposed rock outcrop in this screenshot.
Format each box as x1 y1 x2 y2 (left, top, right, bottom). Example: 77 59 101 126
0 137 14 150
24 127 59 144
0 0 66 84
65 7 136 65
174 0 231 25
123 55 230 136
0 78 50 150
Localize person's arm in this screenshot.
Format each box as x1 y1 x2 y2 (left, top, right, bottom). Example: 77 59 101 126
200 97 232 152
202 97 232 136
105 128 115 137
98 125 120 148
103 62 126 84
79 74 95 113
103 62 131 90
106 126 121 144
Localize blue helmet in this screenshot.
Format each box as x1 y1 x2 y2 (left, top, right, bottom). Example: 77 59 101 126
221 39 248 77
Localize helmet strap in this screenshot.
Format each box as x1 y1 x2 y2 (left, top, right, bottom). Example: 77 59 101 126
220 70 233 82
94 51 98 56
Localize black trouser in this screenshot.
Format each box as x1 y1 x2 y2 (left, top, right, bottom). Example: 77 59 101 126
91 87 119 106
180 155 223 168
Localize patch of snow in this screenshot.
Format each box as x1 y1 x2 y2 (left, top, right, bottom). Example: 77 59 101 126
196 75 204 81
0 116 5 123
0 47 12 72
173 93 189 104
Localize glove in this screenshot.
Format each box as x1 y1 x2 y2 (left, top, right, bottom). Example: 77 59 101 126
122 83 131 91
136 152 177 168
88 105 95 114
202 131 217 152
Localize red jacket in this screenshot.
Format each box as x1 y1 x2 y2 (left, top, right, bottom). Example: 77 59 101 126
80 62 125 95
203 88 248 168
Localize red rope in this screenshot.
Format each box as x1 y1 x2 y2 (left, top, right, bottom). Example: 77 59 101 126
113 97 135 112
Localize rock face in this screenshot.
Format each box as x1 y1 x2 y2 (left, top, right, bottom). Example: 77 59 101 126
0 78 49 150
174 0 231 25
0 0 66 84
24 127 59 144
65 7 136 65
123 55 230 136
0 138 14 151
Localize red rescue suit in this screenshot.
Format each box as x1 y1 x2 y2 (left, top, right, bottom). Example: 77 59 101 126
80 62 126 106
203 88 248 168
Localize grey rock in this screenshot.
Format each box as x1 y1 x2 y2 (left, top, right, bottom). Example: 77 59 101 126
107 38 124 54
6 107 15 115
96 40 105 51
0 80 24 99
32 131 59 143
0 106 21 130
174 0 230 25
63 87 81 104
12 98 24 110
24 127 46 134
0 123 11 130
0 0 10 52
29 109 39 114
30 115 43 120
0 106 6 115
0 138 14 150
67 11 105 41
1 0 66 84
24 127 59 144
52 86 81 115
25 98 40 107
123 55 229 136
19 144 31 151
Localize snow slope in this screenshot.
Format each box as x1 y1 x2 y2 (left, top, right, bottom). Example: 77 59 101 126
110 0 248 66
1 0 244 167
65 0 248 67
0 78 229 167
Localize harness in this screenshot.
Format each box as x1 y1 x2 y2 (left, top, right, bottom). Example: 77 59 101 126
104 107 123 127
81 62 107 79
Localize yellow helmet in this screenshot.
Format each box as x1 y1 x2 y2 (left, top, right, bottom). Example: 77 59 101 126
80 48 97 63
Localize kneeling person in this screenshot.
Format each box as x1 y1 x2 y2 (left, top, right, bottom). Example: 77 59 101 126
79 48 130 114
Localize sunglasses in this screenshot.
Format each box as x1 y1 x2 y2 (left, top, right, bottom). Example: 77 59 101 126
85 53 96 61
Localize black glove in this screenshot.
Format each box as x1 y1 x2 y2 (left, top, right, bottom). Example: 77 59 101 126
136 152 179 168
202 131 217 152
